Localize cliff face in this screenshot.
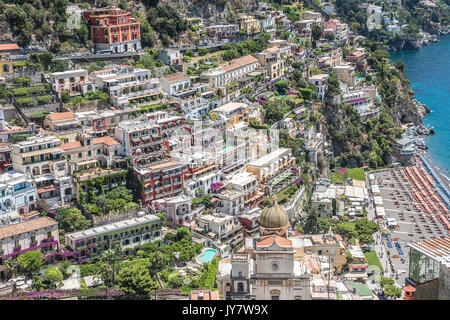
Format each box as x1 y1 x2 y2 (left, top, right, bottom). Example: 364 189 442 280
393 79 422 125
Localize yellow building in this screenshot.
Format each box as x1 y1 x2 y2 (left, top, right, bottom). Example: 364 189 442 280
211 102 249 129
0 43 21 75
239 16 261 35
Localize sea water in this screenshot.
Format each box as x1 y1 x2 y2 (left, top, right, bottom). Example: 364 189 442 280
390 35 450 174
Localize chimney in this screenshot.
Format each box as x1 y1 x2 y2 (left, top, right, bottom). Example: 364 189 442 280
403 285 416 300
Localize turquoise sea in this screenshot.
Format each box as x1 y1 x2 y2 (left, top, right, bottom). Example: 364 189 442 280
390 35 450 174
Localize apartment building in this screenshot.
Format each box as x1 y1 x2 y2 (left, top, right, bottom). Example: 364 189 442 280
203 55 260 89
256 47 288 80
83 7 141 53
152 195 201 226
196 213 244 250
65 215 162 258
211 102 249 129
318 48 343 68
0 43 21 75
92 65 161 108
245 148 295 195
223 171 264 212
324 19 348 44
0 171 38 225
269 39 292 59
49 69 90 96
308 74 329 101
62 134 122 171
11 135 67 178
115 112 184 165
0 143 12 174
157 49 182 65
238 15 261 35
160 72 191 96
0 216 59 279
133 160 189 206
205 24 239 39
44 112 79 133
340 89 378 118
333 64 356 86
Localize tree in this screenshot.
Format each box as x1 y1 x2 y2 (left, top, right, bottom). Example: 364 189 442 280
54 207 91 233
326 76 341 98
17 250 44 275
61 89 71 103
303 209 320 234
4 258 19 279
176 227 191 242
97 248 121 287
42 266 63 289
325 33 334 42
168 275 184 288
116 263 159 298
311 24 323 41
274 80 289 95
156 211 167 224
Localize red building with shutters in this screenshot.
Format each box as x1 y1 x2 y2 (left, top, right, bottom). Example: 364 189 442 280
133 161 189 206
83 7 141 54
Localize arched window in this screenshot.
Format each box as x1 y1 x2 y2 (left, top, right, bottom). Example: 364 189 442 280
2 64 9 73
237 282 244 292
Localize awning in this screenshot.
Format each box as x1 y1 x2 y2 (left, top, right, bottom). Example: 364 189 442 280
37 187 57 194
35 174 55 183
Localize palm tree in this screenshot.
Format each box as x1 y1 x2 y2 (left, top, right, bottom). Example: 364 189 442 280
98 247 121 287
4 258 19 279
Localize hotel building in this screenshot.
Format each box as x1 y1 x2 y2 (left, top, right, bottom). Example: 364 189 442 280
83 7 141 53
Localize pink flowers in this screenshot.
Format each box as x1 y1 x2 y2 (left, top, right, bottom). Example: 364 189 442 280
338 168 348 175
211 182 224 190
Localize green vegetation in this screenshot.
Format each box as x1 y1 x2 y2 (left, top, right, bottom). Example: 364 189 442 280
364 250 383 271
54 207 91 233
221 33 271 61
380 276 402 298
17 250 44 276
330 168 366 183
277 184 299 203
85 186 140 216
134 49 165 69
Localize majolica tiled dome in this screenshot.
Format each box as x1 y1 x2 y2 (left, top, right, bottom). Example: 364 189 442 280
260 203 289 229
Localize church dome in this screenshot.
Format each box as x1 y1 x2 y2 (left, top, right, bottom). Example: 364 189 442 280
260 203 289 229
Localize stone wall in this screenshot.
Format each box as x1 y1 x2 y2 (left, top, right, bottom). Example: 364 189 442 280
438 264 450 300
20 103 60 117
62 100 108 113
405 277 439 300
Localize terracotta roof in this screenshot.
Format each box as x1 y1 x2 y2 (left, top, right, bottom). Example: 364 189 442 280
256 235 292 247
407 236 450 266
162 72 189 83
62 141 82 150
0 217 58 239
189 289 220 300
47 112 75 121
0 43 20 51
92 136 120 146
351 51 365 57
220 55 259 73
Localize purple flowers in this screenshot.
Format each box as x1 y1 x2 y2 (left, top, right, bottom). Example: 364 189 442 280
338 168 348 175
0 288 125 300
3 240 59 259
210 182 224 191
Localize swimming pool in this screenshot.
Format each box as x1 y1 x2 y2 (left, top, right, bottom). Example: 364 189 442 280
198 249 218 263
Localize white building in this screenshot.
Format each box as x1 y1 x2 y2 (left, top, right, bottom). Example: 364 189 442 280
0 171 38 225
308 74 329 101
11 135 67 179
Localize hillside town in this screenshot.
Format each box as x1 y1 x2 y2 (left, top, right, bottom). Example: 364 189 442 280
0 1 448 301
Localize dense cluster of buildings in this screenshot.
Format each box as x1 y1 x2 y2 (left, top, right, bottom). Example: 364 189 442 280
0 2 447 301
